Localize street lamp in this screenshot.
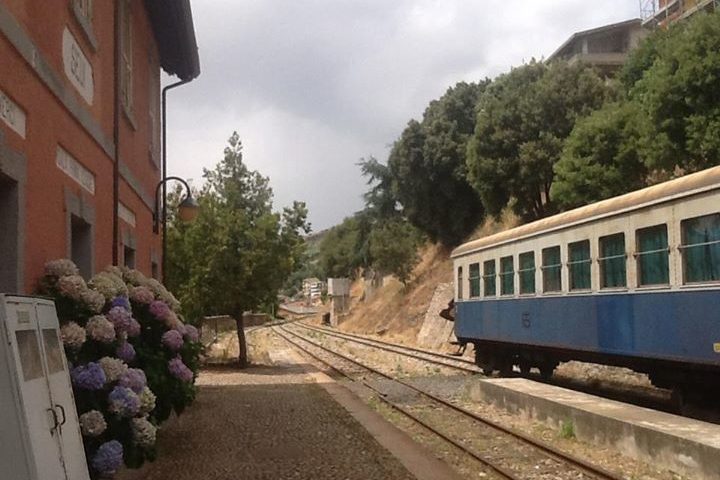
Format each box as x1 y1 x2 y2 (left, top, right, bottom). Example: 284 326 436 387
153 176 199 233
153 176 199 282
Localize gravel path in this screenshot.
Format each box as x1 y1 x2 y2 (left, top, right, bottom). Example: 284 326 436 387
117 347 416 479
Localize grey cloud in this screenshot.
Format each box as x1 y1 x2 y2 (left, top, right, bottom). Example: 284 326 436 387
167 1 640 230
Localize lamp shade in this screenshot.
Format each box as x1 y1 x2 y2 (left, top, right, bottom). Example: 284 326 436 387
178 195 200 222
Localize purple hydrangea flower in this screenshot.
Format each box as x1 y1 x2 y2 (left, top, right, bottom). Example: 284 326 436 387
183 324 200 343
71 362 107 390
149 300 170 321
107 306 133 334
108 386 140 417
91 440 123 475
116 341 136 363
161 330 184 351
168 356 193 382
110 295 131 311
118 368 146 393
127 317 141 337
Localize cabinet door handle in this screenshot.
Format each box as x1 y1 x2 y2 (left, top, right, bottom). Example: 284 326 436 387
55 404 67 428
47 407 59 432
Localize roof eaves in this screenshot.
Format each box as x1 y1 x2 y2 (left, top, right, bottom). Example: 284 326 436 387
145 0 201 81
547 18 642 62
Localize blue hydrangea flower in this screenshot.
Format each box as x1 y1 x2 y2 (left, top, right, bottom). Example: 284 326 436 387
110 295 131 311
70 362 106 390
116 341 136 363
108 386 140 417
91 440 123 475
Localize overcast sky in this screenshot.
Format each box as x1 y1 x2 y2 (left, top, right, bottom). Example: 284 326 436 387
165 0 640 232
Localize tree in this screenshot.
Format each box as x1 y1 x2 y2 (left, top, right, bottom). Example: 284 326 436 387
358 156 399 219
317 216 364 279
367 219 422 286
627 12 720 172
166 132 310 367
388 82 488 247
551 102 648 210
466 60 611 221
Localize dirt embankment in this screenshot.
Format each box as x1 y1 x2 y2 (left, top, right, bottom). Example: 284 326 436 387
335 213 519 346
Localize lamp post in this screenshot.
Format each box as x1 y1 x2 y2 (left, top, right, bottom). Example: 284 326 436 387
153 176 199 281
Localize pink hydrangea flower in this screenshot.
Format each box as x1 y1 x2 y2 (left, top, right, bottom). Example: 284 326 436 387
168 357 193 382
107 306 133 334
129 286 155 304
183 324 200 343
161 330 184 351
149 300 170 321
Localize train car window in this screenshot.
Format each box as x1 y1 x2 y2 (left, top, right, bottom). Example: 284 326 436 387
541 246 562 292
500 256 514 295
599 233 626 288
568 240 591 290
457 266 463 299
468 263 481 297
519 251 535 294
636 224 669 286
483 260 496 297
681 213 720 283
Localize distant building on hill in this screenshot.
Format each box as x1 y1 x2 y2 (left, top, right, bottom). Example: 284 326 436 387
548 19 648 76
302 277 324 300
641 0 717 28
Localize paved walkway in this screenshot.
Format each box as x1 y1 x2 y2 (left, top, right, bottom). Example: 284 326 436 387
117 347 460 480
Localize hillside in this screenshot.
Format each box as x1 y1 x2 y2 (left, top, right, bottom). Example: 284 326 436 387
333 212 519 348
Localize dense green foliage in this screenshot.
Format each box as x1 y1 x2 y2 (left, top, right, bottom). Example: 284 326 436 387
552 102 648 210
368 219 422 285
166 133 310 320
466 60 611 221
554 12 720 208
389 82 487 246
629 12 720 171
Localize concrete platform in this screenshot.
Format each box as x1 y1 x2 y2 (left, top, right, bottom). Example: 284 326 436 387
467 377 720 480
118 348 462 480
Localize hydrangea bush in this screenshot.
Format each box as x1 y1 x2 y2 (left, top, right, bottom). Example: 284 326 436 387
38 260 202 479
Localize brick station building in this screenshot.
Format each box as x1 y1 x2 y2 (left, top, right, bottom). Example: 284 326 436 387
0 1 200 294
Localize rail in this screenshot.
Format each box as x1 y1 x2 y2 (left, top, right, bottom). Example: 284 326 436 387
275 325 624 480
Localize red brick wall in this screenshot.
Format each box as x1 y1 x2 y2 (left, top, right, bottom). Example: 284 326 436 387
0 1 163 293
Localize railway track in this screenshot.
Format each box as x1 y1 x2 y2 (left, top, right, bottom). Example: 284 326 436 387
292 322 676 415
294 322 479 373
275 325 624 480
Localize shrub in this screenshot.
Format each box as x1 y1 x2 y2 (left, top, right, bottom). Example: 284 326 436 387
38 260 202 479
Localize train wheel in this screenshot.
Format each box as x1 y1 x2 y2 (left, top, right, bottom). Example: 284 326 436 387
475 348 495 376
497 357 514 377
539 363 555 380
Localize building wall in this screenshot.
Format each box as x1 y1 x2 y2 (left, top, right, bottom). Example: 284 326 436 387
0 1 163 294
645 0 717 27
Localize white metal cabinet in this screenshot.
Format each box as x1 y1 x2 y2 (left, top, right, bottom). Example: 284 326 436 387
0 295 90 480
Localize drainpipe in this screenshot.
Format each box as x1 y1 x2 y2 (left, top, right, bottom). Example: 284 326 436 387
160 79 192 282
112 0 121 266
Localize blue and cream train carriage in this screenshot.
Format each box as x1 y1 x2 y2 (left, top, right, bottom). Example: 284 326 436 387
452 167 720 401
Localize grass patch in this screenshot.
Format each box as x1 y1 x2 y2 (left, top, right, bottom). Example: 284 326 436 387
559 419 576 440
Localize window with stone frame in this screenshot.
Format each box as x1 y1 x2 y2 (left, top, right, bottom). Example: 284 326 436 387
120 0 133 112
148 54 160 167
74 0 92 22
